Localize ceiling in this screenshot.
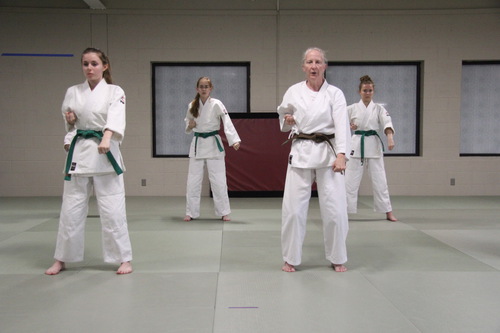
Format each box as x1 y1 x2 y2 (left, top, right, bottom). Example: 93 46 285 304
1 0 499 11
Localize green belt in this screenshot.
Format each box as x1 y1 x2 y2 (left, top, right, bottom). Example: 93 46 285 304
194 130 223 156
64 129 123 181
354 130 384 165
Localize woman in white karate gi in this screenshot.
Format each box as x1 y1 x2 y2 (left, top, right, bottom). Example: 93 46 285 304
345 75 397 222
278 48 350 273
46 48 133 275
184 77 241 222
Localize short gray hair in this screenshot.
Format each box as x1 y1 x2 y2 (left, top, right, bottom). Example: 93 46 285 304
302 47 327 64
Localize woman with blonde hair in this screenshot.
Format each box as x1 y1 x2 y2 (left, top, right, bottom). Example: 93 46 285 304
278 47 350 273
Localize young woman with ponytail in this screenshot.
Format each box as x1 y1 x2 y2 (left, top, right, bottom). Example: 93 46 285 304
184 77 241 222
46 47 133 275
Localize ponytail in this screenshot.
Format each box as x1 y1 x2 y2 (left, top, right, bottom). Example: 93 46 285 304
189 93 201 118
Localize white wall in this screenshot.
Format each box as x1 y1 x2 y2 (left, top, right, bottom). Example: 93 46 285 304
0 8 499 196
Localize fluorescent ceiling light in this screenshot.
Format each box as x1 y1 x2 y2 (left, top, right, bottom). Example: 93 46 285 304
83 0 106 10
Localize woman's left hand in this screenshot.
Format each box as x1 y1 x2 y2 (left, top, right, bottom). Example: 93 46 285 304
333 153 346 173
233 142 241 151
98 139 110 154
387 134 395 150
98 130 113 154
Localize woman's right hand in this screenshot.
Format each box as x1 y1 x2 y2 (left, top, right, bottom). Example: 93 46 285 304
65 111 77 125
188 119 197 129
350 123 358 130
284 114 296 125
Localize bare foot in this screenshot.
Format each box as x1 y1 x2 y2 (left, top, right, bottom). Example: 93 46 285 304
117 261 133 275
184 215 192 221
282 262 296 272
45 260 65 275
386 212 398 222
332 263 347 272
222 215 231 221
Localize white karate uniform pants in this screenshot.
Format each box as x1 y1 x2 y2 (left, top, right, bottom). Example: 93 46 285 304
345 157 392 213
54 174 133 264
282 165 349 266
185 157 231 218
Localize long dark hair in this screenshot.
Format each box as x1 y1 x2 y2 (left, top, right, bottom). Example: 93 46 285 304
189 77 213 118
81 47 113 84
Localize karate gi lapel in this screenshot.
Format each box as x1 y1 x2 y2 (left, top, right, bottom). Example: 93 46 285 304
297 81 328 132
78 79 108 130
357 100 374 130
197 98 211 131
70 82 92 129
84 79 107 111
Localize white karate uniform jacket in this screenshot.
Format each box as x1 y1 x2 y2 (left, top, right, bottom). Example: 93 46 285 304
184 97 240 219
347 100 394 158
278 81 350 163
345 100 395 214
184 97 240 159
277 80 350 266
62 79 126 176
55 79 132 264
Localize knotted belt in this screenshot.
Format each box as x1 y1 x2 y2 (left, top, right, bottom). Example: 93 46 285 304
194 130 224 156
291 132 335 148
283 132 344 173
354 130 384 165
64 129 123 181
283 132 336 152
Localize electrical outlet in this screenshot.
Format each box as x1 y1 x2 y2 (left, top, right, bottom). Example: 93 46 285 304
141 179 146 186
450 178 455 186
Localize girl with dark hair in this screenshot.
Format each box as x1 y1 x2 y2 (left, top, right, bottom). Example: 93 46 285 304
345 75 397 222
184 77 241 222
